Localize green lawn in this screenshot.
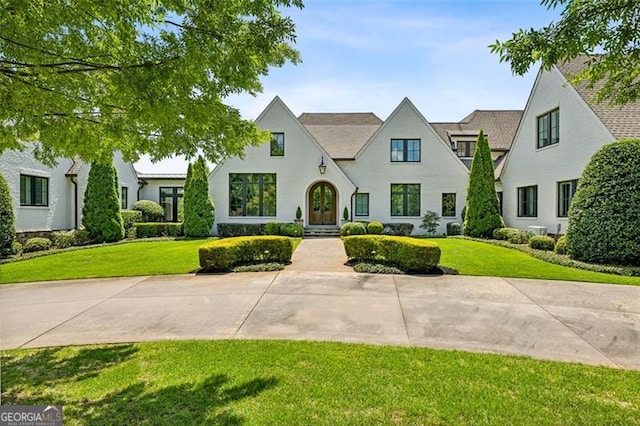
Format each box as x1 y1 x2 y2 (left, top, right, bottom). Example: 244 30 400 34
2 340 639 425
434 238 640 286
1 237 638 285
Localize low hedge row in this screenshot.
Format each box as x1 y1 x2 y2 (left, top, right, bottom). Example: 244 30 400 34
217 223 266 237
343 235 441 273
199 236 293 271
264 222 304 238
134 222 184 238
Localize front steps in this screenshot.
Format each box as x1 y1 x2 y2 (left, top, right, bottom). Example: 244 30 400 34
304 226 340 238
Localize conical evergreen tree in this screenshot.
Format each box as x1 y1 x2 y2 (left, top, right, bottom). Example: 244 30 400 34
82 158 124 243
183 156 215 237
0 172 16 257
463 130 504 238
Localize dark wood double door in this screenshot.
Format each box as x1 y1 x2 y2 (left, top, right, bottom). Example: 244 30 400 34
309 182 336 225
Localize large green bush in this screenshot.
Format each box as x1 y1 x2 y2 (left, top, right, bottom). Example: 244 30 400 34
566 138 640 266
183 157 215 237
133 200 164 222
0 172 16 257
463 131 504 238
340 222 366 236
23 237 52 253
343 235 441 273
199 236 293 270
82 160 124 243
529 235 555 251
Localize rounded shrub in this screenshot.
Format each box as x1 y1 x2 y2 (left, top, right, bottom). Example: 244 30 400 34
554 235 568 255
529 235 555 251
52 230 76 249
12 241 22 256
264 222 281 235
508 230 533 244
493 227 519 241
366 221 383 234
340 222 366 236
280 223 304 237
566 138 640 266
133 200 165 222
23 237 52 253
446 222 462 236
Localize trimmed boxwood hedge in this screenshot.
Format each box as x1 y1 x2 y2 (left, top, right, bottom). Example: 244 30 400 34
23 237 52 253
529 235 555 251
199 236 293 270
343 235 441 273
366 221 384 234
382 223 414 236
217 223 266 237
340 222 367 236
135 222 184 238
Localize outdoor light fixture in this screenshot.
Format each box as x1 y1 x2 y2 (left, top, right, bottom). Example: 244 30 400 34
319 156 327 174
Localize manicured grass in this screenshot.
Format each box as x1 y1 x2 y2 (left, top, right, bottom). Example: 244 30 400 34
434 238 640 285
0 238 303 284
2 340 639 425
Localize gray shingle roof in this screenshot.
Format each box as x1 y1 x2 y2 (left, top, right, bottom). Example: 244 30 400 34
431 110 523 152
556 56 640 139
298 113 383 159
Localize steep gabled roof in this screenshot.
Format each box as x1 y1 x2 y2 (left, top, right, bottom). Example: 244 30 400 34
431 110 523 152
298 113 382 159
557 55 640 139
65 157 84 176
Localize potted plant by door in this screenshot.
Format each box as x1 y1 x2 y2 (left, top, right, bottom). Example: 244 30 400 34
295 206 304 226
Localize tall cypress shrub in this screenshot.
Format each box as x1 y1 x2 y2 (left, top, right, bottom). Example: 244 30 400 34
0 172 16 257
566 138 640 265
82 159 124 243
183 156 215 237
463 130 504 238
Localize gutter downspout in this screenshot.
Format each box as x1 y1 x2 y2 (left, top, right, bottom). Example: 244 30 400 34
69 176 78 229
350 187 359 222
137 179 148 202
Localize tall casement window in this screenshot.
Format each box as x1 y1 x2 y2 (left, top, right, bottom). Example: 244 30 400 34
441 193 456 217
557 179 578 217
391 184 420 216
120 186 128 210
517 185 538 217
497 191 503 215
456 141 476 158
537 108 559 148
20 175 48 206
160 187 184 222
270 133 284 156
390 139 420 162
355 193 369 217
229 173 277 216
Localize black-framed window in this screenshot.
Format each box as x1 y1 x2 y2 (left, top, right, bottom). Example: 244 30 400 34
457 141 476 158
390 139 420 162
229 173 277 216
270 133 284 156
20 175 48 206
537 108 559 148
442 193 456 217
497 191 503 215
517 185 538 217
160 187 184 222
391 184 420 216
355 193 369 216
557 179 578 217
120 186 128 210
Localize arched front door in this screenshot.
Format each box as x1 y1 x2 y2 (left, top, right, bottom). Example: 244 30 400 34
309 182 337 225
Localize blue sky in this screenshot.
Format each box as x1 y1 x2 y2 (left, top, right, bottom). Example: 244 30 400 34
135 0 560 173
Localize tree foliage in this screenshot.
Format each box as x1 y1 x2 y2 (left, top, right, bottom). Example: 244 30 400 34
490 0 640 106
0 172 16 257
82 159 124 243
183 156 215 237
0 0 303 165
463 131 504 238
566 138 640 266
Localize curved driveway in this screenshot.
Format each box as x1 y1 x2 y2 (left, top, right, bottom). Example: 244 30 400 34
1 239 639 370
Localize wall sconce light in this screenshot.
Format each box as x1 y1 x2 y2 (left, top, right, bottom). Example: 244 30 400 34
319 156 327 174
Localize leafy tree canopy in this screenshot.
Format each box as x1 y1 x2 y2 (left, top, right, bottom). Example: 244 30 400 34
490 0 640 105
0 0 303 165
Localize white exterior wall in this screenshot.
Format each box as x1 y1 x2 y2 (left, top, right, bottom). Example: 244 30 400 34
209 97 356 232
113 151 140 210
346 99 469 234
500 68 615 234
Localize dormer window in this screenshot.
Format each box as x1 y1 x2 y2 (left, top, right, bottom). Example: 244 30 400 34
270 133 284 156
456 140 476 158
390 139 420 162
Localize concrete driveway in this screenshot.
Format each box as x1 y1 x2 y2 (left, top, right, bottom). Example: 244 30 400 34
1 271 639 369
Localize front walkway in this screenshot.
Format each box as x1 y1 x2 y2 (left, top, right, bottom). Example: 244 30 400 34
1 271 639 370
287 238 351 272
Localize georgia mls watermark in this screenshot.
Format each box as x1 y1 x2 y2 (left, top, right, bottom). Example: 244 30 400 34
0 405 62 426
